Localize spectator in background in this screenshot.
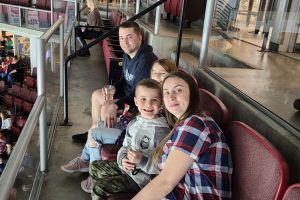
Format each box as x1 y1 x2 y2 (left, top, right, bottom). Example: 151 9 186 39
5 55 24 88
5 37 13 50
75 0 103 56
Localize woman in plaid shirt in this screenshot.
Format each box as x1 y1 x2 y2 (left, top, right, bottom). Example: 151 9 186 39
133 71 233 200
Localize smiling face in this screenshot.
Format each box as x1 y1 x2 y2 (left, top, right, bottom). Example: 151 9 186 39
119 27 142 58
134 85 161 120
163 77 190 119
151 63 169 84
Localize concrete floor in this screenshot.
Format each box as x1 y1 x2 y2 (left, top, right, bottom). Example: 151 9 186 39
39 44 107 200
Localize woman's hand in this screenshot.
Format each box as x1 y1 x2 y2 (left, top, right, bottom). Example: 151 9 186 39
127 149 143 164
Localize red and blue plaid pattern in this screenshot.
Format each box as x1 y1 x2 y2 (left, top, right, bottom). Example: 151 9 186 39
159 115 233 200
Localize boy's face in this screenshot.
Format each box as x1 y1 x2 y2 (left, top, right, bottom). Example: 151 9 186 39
134 86 161 120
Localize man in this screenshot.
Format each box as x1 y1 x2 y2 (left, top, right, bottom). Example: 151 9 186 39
72 21 157 143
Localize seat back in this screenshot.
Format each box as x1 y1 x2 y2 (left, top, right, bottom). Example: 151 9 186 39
198 88 229 129
0 80 5 92
282 183 300 200
9 84 21 97
29 90 37 103
226 121 289 200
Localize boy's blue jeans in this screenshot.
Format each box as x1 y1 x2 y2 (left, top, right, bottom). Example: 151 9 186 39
81 121 123 163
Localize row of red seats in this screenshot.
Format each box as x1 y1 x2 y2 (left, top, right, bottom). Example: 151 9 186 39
3 84 37 115
164 0 206 22
100 9 126 85
100 87 292 200
0 0 50 10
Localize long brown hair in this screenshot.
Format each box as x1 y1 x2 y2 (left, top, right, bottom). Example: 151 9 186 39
152 71 200 165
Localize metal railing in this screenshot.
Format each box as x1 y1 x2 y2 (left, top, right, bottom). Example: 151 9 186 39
214 0 234 30
0 17 65 200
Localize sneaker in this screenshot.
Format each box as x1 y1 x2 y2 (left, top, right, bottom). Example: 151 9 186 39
60 157 89 173
81 176 96 193
72 132 88 143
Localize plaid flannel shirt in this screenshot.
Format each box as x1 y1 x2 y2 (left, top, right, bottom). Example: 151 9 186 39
159 115 233 200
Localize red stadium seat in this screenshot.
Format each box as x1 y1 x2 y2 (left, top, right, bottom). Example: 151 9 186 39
282 183 300 200
226 121 289 200
0 80 5 93
9 84 21 97
14 118 26 129
14 97 23 112
22 101 33 114
100 144 120 160
28 90 37 103
19 87 31 100
24 76 36 89
198 88 229 130
3 94 14 108
11 126 21 137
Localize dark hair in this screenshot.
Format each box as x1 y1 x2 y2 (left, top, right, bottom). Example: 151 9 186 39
135 78 162 99
119 21 142 36
152 70 200 164
1 110 10 119
152 59 178 74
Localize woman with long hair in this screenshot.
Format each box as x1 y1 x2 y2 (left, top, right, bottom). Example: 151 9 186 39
132 71 233 200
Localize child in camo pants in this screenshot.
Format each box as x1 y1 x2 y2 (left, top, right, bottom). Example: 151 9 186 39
88 79 170 200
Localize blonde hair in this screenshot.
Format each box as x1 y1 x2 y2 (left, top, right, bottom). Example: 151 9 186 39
152 59 178 74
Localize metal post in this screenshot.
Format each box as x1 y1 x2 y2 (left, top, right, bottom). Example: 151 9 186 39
199 0 216 67
126 0 128 12
37 38 47 172
107 0 109 19
51 42 55 71
175 0 187 67
51 0 54 25
260 0 276 52
269 0 289 52
246 0 254 27
60 21 64 97
120 0 123 9
255 0 267 34
154 3 161 34
136 0 140 14
13 34 18 56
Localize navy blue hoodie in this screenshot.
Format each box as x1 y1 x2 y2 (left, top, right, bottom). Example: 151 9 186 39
115 43 157 110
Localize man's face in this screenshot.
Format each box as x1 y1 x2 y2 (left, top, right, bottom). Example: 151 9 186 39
119 27 142 58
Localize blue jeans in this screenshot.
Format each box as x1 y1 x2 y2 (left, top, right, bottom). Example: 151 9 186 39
81 121 123 163
1 73 14 88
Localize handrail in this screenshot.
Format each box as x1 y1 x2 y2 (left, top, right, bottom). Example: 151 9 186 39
0 96 46 200
42 17 65 42
62 0 167 124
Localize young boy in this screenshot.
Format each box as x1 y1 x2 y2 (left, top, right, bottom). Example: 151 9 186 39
81 79 170 200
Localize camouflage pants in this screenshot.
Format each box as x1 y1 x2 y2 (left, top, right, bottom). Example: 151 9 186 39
90 160 132 200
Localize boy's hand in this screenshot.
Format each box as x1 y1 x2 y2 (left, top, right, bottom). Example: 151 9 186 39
121 158 135 171
127 149 143 164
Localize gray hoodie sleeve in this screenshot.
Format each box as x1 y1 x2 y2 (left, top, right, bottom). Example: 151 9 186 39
117 122 132 168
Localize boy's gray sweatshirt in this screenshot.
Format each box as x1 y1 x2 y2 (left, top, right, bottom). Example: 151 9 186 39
117 115 170 188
